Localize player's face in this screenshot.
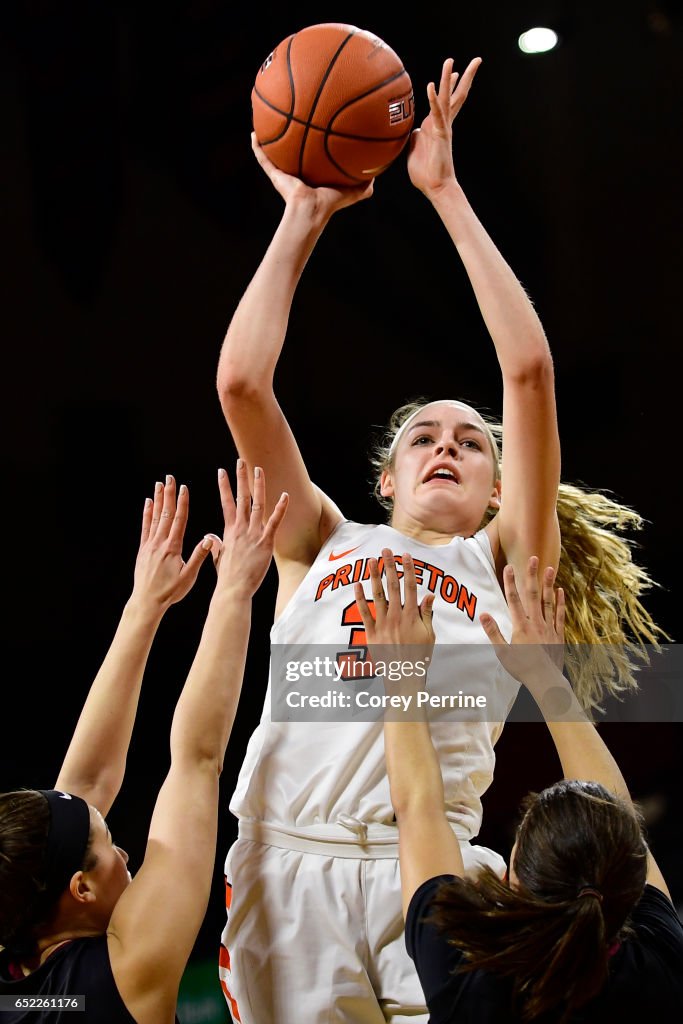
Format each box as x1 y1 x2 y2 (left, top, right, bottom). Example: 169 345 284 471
83 806 132 926
381 402 500 537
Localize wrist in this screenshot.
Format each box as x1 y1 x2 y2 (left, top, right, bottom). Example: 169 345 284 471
523 667 583 718
282 192 331 234
426 177 466 211
211 582 257 604
121 595 166 629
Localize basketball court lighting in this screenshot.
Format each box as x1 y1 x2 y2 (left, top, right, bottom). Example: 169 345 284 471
518 27 559 54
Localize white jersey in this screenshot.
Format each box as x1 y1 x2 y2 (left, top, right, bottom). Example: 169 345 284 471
230 519 519 840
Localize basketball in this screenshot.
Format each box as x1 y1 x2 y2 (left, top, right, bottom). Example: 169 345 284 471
251 23 415 187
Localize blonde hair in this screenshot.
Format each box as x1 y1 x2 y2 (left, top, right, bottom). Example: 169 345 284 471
369 399 670 714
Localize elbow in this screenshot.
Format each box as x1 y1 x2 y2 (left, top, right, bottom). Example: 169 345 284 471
217 363 255 400
390 782 442 824
507 349 554 389
173 748 224 780
391 800 415 825
217 369 271 413
389 780 410 821
388 770 410 818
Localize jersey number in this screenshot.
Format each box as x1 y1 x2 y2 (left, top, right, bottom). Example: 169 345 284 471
336 599 376 681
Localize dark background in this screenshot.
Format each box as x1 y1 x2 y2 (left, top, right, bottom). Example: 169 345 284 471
2 0 682 979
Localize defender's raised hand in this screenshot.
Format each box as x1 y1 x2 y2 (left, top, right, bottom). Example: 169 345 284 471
480 556 566 684
354 549 435 652
132 475 216 614
214 460 289 598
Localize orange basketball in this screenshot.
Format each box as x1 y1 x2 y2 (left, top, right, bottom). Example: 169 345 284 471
251 23 415 187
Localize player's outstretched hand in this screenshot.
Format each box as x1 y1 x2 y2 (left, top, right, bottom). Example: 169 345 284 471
131 475 217 615
213 459 289 598
251 132 374 215
480 557 566 686
407 56 481 196
354 549 436 655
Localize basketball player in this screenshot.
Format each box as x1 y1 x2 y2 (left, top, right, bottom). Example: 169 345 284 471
0 465 288 1023
359 551 683 1021
216 57 665 1023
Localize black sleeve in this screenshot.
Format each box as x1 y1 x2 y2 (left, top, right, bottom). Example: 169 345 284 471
629 884 683 962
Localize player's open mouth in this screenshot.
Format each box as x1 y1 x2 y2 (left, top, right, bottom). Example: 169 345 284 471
423 467 460 484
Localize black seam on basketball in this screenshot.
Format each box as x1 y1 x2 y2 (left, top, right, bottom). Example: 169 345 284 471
317 151 366 184
324 128 413 143
252 36 297 146
254 98 413 145
321 134 409 183
298 28 358 180
286 35 295 118
325 70 411 129
252 87 294 143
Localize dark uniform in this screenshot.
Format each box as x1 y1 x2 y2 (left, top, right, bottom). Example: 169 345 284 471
0 936 180 1024
406 881 683 1022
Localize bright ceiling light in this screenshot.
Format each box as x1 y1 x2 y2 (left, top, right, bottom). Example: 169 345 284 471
518 27 559 54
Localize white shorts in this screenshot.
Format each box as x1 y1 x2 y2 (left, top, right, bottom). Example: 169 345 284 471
219 822 506 1023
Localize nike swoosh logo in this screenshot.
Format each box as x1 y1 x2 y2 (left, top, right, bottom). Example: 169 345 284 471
328 546 361 561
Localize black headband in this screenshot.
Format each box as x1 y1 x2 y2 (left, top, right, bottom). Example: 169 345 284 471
38 790 91 899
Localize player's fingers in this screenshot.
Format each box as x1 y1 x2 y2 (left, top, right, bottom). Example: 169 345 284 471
250 466 265 527
542 566 556 624
354 582 376 636
419 592 435 632
140 495 153 546
525 556 540 618
382 548 402 618
201 533 223 570
426 80 444 125
261 492 289 545
368 558 388 621
439 57 454 98
157 475 177 538
402 553 418 610
167 483 189 550
502 563 527 624
180 536 214 586
451 56 481 114
251 131 268 166
480 612 508 647
149 480 164 536
456 57 481 95
555 587 566 639
235 458 251 525
218 466 236 528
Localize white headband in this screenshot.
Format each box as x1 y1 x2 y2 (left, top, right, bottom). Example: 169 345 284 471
387 401 483 457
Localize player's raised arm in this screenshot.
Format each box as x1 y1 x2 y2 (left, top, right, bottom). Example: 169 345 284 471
481 557 671 899
108 464 289 1019
407 57 561 577
216 135 372 569
55 476 215 816
355 550 463 919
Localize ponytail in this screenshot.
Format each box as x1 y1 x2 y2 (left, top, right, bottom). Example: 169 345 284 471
426 783 648 1020
428 870 609 1021
554 482 669 712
